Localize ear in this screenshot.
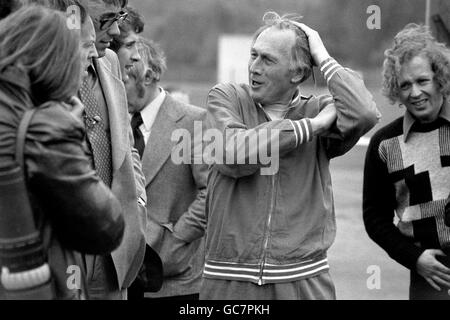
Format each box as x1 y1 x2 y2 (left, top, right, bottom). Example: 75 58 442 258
290 69 304 84
143 69 157 85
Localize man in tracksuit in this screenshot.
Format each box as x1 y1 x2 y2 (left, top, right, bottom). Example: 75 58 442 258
200 12 380 300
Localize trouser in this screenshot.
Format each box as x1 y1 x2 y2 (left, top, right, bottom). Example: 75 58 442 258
199 272 336 300
86 255 124 300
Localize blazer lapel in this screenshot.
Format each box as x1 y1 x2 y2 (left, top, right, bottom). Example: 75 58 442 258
142 95 184 186
94 58 128 174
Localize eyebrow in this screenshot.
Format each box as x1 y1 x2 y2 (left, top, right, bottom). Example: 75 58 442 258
83 40 95 47
261 52 277 62
100 11 118 19
400 74 432 84
251 48 277 61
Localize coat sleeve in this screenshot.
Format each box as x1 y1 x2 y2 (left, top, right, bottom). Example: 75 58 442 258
172 109 208 243
26 104 125 255
318 58 381 159
206 83 314 178
105 48 148 232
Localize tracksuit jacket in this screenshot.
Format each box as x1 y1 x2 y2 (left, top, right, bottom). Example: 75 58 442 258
203 58 380 285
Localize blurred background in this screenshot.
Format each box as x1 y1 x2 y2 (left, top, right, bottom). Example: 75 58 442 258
130 0 430 82
127 0 450 300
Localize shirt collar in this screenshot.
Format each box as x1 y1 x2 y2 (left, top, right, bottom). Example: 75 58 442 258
403 97 450 142
85 64 98 88
257 88 302 112
140 87 166 131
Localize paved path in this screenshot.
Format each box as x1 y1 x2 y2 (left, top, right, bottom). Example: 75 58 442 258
328 145 409 299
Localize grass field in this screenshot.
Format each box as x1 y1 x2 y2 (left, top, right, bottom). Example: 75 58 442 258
162 78 411 299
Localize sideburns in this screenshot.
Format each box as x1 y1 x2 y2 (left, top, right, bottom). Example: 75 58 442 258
136 77 146 99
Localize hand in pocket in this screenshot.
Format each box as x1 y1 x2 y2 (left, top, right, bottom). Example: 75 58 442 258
158 230 195 277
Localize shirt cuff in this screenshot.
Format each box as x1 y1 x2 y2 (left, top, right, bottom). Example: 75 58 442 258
319 57 344 84
290 118 313 147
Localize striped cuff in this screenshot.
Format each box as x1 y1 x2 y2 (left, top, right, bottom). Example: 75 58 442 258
319 57 343 84
290 118 313 147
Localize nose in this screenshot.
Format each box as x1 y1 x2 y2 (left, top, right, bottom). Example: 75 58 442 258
131 47 141 63
107 21 120 36
249 56 262 75
410 83 421 98
89 45 99 60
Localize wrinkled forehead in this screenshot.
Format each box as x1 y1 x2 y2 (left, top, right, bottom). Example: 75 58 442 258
123 31 140 43
252 27 295 55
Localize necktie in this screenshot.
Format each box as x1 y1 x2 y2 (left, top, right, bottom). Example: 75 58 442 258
78 77 113 187
131 112 145 158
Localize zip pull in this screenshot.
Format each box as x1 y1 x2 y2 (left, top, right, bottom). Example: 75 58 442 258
258 278 263 286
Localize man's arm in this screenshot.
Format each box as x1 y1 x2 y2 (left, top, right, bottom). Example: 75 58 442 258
363 133 450 291
293 22 380 158
207 84 336 178
172 162 207 243
172 110 208 243
28 104 125 254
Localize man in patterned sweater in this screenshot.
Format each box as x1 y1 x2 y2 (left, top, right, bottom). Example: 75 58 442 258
363 23 450 300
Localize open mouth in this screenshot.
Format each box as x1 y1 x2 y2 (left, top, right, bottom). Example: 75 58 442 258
101 40 111 47
251 79 263 88
125 64 134 72
411 98 428 107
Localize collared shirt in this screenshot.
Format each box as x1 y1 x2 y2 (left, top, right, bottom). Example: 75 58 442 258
259 89 302 121
403 97 450 142
138 87 166 144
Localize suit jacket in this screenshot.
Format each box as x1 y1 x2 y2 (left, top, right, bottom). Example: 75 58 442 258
142 93 208 298
89 49 147 293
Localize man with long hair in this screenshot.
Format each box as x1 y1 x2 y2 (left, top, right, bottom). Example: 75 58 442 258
0 5 124 300
363 23 450 300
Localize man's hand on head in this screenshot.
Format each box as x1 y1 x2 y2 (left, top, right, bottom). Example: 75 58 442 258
290 21 331 66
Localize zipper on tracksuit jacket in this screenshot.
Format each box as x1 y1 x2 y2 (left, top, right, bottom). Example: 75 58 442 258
258 174 277 285
256 106 292 285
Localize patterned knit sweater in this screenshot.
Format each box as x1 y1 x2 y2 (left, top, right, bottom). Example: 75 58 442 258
363 110 450 271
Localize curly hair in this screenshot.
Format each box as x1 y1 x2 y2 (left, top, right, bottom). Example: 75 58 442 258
136 37 167 82
252 11 313 84
382 23 450 104
0 5 81 104
110 6 144 52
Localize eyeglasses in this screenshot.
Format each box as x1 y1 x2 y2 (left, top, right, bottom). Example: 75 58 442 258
97 11 128 31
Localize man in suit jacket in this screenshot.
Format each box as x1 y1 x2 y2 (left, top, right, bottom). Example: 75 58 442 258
124 38 207 299
79 0 148 299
